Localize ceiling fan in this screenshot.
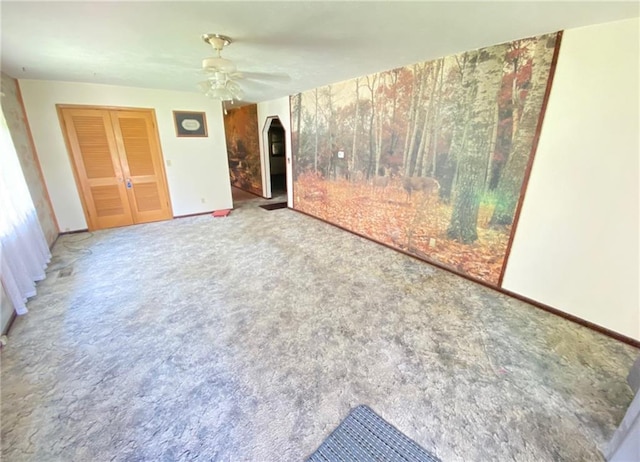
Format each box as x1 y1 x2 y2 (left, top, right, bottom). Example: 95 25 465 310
199 33 245 104
198 33 290 106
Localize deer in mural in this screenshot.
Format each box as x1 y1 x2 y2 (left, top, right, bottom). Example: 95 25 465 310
371 169 391 199
403 176 440 202
402 176 442 256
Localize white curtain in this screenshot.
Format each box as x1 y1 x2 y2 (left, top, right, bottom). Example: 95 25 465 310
0 108 50 315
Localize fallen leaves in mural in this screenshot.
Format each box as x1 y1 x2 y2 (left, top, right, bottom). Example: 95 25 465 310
295 175 509 285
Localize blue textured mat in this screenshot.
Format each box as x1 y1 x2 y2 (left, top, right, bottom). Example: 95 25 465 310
307 405 441 462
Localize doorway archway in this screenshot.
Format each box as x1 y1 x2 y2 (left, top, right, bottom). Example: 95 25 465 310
261 116 288 199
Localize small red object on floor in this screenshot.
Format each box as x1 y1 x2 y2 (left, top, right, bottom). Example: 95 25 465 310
212 209 231 217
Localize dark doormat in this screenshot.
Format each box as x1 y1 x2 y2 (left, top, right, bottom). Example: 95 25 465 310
307 405 440 462
259 202 288 211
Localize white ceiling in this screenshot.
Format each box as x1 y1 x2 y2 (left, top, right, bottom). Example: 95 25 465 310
1 1 638 104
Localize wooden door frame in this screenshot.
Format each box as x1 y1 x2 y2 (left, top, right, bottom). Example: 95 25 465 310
57 104 173 230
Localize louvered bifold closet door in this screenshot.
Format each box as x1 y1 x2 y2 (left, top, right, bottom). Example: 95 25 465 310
61 108 134 230
110 110 172 224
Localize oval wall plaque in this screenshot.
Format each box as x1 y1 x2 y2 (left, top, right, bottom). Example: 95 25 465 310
181 119 201 131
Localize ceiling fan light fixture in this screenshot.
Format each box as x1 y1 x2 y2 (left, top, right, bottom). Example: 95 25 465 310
200 79 243 102
202 57 237 74
207 86 232 100
227 85 244 101
199 33 244 103
204 71 228 84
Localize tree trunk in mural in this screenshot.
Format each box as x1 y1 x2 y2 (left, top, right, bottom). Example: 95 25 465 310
403 64 427 177
402 67 417 175
447 44 508 243
428 59 445 177
314 88 319 173
487 39 529 192
323 85 335 179
375 109 383 176
295 93 302 162
509 40 526 150
419 61 442 177
388 70 400 158
415 63 433 177
483 101 500 190
366 74 378 179
490 35 556 226
350 78 360 174
439 53 469 203
374 74 386 176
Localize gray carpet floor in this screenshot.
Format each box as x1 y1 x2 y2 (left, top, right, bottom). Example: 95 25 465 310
1 195 638 461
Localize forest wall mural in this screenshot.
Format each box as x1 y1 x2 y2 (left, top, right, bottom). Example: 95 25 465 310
224 104 262 195
291 33 559 286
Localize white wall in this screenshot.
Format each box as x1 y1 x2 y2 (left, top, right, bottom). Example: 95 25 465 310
19 80 232 231
256 97 292 206
503 18 639 340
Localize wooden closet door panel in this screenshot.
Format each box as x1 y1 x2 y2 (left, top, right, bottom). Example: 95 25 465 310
60 108 134 230
111 110 172 224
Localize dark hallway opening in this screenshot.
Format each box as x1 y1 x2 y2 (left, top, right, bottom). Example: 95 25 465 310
267 119 287 196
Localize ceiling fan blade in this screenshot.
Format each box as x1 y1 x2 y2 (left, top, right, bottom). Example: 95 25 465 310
234 78 269 90
237 71 290 82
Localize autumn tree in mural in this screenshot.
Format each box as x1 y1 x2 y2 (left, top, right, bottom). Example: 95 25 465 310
224 104 262 195
291 33 558 285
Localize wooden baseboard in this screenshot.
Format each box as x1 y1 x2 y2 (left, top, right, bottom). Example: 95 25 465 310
290 207 640 349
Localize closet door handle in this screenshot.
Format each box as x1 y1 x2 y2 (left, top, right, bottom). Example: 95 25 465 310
126 179 132 189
